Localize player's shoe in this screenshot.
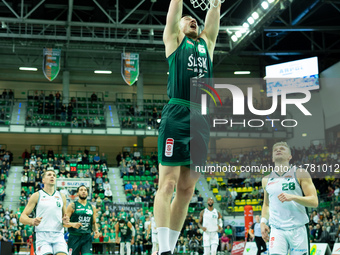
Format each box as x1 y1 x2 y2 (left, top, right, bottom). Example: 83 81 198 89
152 251 171 255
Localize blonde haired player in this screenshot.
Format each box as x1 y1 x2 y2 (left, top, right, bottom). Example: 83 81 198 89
261 142 318 255
154 0 222 254
19 169 70 255
198 198 223 255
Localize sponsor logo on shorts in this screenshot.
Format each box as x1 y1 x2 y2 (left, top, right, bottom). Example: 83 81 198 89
310 245 317 255
269 237 274 248
165 138 174 157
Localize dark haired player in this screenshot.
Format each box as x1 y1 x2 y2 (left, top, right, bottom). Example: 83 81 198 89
65 185 99 255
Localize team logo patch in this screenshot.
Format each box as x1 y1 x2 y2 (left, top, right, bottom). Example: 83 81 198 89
165 138 174 157
198 44 206 53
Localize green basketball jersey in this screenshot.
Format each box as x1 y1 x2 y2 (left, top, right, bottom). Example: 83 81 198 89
119 223 132 238
167 36 213 102
69 201 94 235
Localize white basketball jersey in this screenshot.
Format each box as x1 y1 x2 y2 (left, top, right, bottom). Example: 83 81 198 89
151 217 157 234
202 208 218 232
35 190 64 233
265 166 309 230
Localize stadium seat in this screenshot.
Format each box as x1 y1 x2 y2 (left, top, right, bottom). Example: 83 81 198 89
247 187 253 192
216 195 222 201
228 206 234 212
207 177 211 182
246 199 252 205
235 200 241 205
217 177 223 182
212 188 218 194
238 206 244 212
242 187 248 192
240 199 246 205
236 187 242 193
251 199 258 205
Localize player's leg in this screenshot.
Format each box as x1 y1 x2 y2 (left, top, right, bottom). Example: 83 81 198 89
210 232 219 255
126 242 131 255
289 225 309 255
120 242 126 255
51 232 68 255
80 234 93 255
169 166 200 253
67 235 81 255
35 232 53 255
268 227 288 255
154 164 181 253
203 232 211 255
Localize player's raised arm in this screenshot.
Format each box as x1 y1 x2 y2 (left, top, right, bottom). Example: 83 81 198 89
200 4 221 59
163 0 183 57
19 192 40 226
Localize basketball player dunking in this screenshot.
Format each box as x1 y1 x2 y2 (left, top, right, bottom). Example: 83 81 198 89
19 169 70 255
198 198 223 255
154 1 222 255
261 142 318 255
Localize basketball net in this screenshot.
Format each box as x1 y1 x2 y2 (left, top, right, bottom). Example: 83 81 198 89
190 0 225 11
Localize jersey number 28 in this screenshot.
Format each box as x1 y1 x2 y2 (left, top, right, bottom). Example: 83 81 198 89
282 183 295 191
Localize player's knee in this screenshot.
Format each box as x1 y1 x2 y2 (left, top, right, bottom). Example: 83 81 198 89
176 185 195 202
159 180 176 195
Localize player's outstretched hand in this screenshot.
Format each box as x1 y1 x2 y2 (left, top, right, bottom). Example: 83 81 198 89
73 222 83 229
62 214 70 224
261 222 270 242
32 217 43 226
277 193 295 203
217 225 222 232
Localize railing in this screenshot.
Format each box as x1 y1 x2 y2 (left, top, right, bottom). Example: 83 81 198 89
30 145 100 156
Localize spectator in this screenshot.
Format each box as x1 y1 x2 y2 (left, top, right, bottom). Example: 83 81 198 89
220 233 230 252
71 117 78 128
37 117 44 127
8 90 14 99
67 103 73 121
93 153 101 164
126 117 133 128
2 89 7 99
104 187 113 201
82 118 88 128
61 104 67 121
209 178 219 190
177 236 186 253
94 117 101 127
135 195 142 203
225 225 233 242
0 184 5 201
125 181 133 195
88 117 94 127
316 226 330 243
55 91 61 108
91 92 97 103
150 165 158 176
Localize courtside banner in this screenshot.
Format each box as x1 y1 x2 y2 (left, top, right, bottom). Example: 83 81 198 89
56 178 92 204
231 241 246 255
121 52 139 86
310 243 332 255
43 48 61 81
105 201 143 213
332 243 340 255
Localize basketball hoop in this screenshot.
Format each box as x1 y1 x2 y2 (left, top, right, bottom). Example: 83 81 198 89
190 0 225 11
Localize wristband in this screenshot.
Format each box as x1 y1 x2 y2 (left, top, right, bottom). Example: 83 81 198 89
260 218 268 224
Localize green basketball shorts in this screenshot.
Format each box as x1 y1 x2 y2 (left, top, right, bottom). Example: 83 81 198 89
68 233 93 255
158 98 210 169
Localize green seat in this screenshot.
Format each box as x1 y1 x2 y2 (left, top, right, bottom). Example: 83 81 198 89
141 176 146 181
129 176 135 181
77 164 83 170
145 171 150 176
123 176 129 181
83 164 89 170
135 176 141 181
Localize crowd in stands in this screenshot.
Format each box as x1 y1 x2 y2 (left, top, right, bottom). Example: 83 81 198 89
26 91 105 128
119 104 162 130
